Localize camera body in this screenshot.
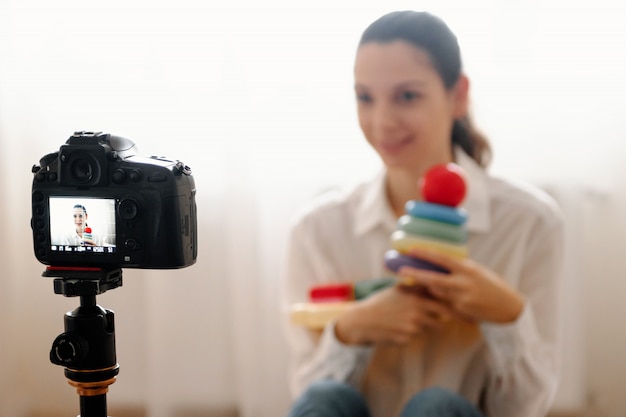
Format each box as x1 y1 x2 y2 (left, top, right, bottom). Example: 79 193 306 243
31 131 197 269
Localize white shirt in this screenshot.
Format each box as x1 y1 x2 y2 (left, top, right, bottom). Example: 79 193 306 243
57 231 103 246
282 149 565 417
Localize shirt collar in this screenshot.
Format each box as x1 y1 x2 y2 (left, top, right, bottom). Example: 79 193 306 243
353 147 491 237
353 170 397 236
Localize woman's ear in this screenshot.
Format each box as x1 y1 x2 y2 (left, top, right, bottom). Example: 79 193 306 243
452 75 470 119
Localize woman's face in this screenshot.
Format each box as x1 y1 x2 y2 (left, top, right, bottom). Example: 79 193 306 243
354 40 467 173
73 207 86 232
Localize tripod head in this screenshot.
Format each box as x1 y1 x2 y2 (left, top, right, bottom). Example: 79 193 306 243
45 266 123 417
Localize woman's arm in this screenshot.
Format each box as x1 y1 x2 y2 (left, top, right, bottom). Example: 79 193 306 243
282 222 373 398
398 218 565 417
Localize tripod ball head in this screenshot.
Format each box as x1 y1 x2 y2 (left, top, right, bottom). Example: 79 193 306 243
51 300 119 384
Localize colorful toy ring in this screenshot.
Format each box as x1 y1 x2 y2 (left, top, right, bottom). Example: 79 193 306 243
390 230 468 259
404 200 468 225
384 249 449 273
397 215 466 243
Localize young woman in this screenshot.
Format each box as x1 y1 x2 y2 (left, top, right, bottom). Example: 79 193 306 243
62 204 97 246
283 11 564 417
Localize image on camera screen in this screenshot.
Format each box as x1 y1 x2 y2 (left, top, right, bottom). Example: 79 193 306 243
49 196 116 254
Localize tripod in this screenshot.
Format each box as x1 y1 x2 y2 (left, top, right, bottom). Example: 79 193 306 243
45 266 123 417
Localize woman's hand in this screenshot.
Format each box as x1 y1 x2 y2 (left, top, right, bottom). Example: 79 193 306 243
398 248 525 324
334 284 455 346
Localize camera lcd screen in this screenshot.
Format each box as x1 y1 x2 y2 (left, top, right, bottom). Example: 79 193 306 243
49 197 116 255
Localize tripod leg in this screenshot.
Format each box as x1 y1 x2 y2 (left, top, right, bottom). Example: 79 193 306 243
79 394 108 417
69 378 116 417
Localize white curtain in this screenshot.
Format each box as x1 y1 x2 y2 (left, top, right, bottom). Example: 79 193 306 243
1 1 626 416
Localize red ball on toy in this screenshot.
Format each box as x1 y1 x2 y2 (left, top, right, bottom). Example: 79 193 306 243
420 163 467 207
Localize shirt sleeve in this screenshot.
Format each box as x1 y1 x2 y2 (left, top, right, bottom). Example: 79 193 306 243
281 218 373 399
480 215 565 417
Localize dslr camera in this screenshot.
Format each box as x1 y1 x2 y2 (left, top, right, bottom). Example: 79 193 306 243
31 131 197 269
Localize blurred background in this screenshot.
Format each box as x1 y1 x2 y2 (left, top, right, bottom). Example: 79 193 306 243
1 0 625 416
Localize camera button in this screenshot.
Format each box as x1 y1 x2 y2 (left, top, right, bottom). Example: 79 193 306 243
148 174 167 182
112 169 126 184
125 239 140 251
33 191 45 203
129 169 142 182
118 199 139 220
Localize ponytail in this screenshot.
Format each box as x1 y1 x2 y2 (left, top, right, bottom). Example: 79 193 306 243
452 116 491 168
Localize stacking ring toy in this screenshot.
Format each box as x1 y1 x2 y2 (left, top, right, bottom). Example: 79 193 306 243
390 230 468 259
405 201 468 225
384 249 449 273
420 163 467 207
397 215 467 243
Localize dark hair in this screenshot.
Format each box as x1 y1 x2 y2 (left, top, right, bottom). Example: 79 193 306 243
73 204 87 213
359 11 491 167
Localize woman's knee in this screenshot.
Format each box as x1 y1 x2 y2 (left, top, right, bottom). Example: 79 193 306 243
288 380 370 417
401 387 483 417
305 380 354 398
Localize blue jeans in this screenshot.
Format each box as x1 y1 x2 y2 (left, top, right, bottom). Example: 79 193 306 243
287 380 485 417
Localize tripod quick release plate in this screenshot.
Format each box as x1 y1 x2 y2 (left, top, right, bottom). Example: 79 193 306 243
43 266 122 297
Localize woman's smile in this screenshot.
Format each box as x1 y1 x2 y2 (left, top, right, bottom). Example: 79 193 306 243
378 136 414 155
